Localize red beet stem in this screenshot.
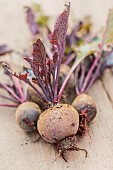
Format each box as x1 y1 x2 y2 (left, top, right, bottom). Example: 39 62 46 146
58 61 76 102
0 94 18 103
84 32 98 44
81 15 109 93
12 77 26 102
1 83 22 103
79 62 85 90
75 65 80 95
64 53 75 65
85 60 103 93
85 49 113 93
54 49 63 102
58 54 85 102
0 103 18 107
27 81 48 103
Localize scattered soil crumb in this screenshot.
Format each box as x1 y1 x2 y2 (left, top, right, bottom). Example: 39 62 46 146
31 137 41 143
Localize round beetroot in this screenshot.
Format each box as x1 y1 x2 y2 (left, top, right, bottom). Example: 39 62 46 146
72 93 97 135
16 101 41 132
37 104 79 143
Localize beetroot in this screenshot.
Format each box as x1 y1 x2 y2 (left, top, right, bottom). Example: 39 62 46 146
72 93 97 135
37 104 79 143
16 101 41 132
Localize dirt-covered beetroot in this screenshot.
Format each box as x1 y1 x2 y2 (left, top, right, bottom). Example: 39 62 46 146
72 93 97 135
27 83 47 110
37 104 79 143
16 101 41 132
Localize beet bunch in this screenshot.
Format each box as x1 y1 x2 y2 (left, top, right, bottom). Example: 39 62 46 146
1 3 113 162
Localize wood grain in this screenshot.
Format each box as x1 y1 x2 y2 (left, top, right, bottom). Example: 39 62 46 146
0 1 113 170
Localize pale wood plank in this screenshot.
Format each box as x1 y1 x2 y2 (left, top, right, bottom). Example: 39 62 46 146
102 69 113 103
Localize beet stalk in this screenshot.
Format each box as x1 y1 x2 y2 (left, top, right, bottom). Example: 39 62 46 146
0 63 42 132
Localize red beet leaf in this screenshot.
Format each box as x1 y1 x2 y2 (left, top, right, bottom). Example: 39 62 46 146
25 7 40 36
2 62 47 103
25 39 54 102
50 3 70 102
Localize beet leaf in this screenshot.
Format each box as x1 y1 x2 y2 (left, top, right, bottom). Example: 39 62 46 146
2 62 48 103
25 7 40 36
26 39 54 102
50 3 70 102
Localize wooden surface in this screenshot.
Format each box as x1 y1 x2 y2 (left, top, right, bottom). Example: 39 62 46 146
0 1 113 170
